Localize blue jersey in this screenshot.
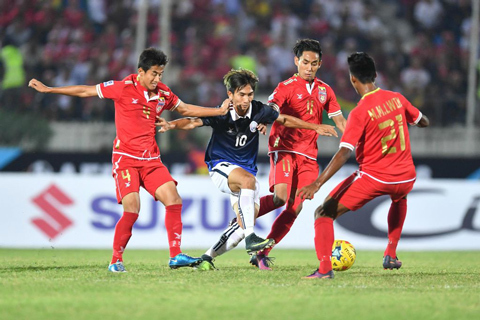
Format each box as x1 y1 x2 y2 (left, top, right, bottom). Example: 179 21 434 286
201 100 279 175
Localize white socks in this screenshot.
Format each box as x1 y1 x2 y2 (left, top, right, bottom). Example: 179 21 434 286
205 222 245 258
238 188 255 236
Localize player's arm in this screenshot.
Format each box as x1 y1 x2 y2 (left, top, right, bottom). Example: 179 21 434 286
28 79 97 97
415 114 429 128
155 116 203 133
276 114 338 137
297 147 352 200
175 98 230 117
332 114 347 133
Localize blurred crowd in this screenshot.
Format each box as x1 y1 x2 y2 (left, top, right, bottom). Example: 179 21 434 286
0 0 475 127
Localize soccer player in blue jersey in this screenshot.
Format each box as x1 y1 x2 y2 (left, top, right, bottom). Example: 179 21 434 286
156 69 337 269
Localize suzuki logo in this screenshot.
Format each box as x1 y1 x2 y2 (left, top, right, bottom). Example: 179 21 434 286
31 184 74 239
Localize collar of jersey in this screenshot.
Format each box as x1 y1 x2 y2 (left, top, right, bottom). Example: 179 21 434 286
134 74 160 102
294 73 318 85
361 87 381 100
230 103 252 120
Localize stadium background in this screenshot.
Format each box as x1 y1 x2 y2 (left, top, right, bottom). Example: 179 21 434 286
0 0 479 250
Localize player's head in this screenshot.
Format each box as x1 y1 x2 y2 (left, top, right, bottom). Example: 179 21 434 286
293 39 323 82
137 48 168 91
223 68 258 115
347 52 377 93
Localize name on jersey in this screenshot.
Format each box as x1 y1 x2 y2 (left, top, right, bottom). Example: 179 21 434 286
103 80 114 87
318 86 327 103
367 97 403 121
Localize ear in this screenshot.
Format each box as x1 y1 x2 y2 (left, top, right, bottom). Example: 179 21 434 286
294 56 299 67
350 73 357 84
227 90 233 100
138 67 145 75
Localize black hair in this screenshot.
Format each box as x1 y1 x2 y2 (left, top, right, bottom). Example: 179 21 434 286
138 47 168 71
293 39 322 60
347 52 377 84
223 68 259 93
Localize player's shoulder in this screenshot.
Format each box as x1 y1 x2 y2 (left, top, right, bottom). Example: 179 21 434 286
279 74 300 88
315 78 335 92
156 82 174 96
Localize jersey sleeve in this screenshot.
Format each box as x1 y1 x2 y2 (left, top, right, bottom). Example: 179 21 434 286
255 103 280 124
339 108 365 151
267 83 289 113
201 114 220 128
325 86 343 119
160 86 181 111
399 94 422 125
96 80 125 100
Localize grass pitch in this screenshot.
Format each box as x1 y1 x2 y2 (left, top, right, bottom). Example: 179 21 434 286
1 249 479 320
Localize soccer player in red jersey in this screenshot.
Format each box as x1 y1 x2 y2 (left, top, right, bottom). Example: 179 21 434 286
28 48 230 272
298 52 430 279
250 39 347 269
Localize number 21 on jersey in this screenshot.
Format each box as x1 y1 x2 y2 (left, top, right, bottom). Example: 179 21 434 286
378 114 405 155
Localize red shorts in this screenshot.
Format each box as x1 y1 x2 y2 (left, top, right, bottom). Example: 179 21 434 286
268 152 319 192
329 171 415 211
112 154 177 204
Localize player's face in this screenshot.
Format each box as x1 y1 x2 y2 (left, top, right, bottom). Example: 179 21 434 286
295 51 322 82
138 65 165 91
228 84 254 116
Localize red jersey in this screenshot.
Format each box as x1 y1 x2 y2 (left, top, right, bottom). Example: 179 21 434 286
340 88 422 183
96 74 180 159
267 74 342 160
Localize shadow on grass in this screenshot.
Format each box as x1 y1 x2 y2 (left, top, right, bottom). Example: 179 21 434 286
0 265 102 272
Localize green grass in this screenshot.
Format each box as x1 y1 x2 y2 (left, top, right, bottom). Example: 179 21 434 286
1 249 479 320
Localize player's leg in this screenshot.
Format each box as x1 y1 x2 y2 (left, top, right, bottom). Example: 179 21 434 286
383 181 414 269
261 156 318 257
383 197 407 269
304 196 350 279
144 160 201 268
109 157 141 272
226 167 274 253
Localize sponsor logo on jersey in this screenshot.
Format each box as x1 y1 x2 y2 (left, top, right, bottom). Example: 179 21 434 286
318 86 327 103
103 80 114 87
159 89 170 96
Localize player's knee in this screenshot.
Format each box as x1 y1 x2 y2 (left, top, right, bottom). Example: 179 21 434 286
273 194 287 207
240 174 256 189
314 204 337 220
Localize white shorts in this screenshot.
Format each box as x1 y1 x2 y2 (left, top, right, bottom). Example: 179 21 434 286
209 161 260 206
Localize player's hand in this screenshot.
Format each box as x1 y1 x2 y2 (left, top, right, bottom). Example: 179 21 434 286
28 79 51 93
219 98 232 115
257 123 267 135
155 116 172 133
315 124 338 137
297 182 321 200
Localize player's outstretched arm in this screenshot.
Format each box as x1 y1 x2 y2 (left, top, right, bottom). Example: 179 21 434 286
332 114 347 133
176 98 231 117
297 147 352 200
276 114 338 137
155 116 203 132
28 79 98 97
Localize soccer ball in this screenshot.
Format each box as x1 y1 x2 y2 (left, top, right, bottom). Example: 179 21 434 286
331 240 356 271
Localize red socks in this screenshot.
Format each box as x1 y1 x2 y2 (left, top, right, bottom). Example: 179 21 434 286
384 198 407 258
257 194 283 218
261 209 297 256
165 204 183 258
315 217 334 273
111 211 138 264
